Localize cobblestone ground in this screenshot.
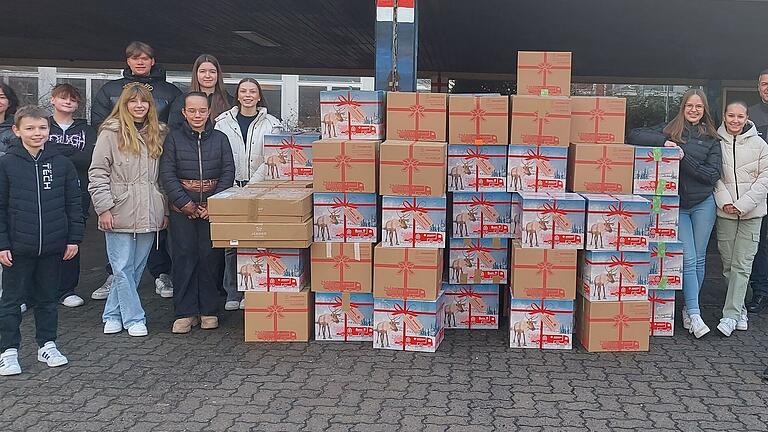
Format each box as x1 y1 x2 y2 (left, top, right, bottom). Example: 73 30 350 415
0 223 767 432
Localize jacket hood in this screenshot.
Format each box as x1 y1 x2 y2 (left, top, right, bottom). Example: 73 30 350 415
122 65 168 83
48 117 89 132
0 117 12 132
718 120 759 143
6 139 61 162
180 118 215 140
215 105 270 124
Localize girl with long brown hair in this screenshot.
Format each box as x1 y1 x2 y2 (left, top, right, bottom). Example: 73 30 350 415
168 54 233 129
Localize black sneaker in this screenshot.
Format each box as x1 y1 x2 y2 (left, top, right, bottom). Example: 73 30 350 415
746 295 768 313
763 367 768 381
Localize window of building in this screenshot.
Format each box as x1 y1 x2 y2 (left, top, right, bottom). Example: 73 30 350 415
7 76 38 106
298 86 323 130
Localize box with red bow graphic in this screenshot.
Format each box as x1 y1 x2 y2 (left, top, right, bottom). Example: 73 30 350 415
641 195 680 242
583 194 620 251
236 248 308 292
373 245 443 301
570 96 626 143
452 192 513 239
314 292 374 342
263 133 320 181
516 51 572 96
244 289 312 342
381 196 446 248
579 250 651 302
648 289 675 336
576 294 650 352
514 192 585 249
310 242 373 293
320 90 384 140
608 195 651 251
510 243 577 300
507 145 567 193
312 140 378 193
509 297 574 350
634 147 681 196
648 241 683 291
447 144 507 192
443 284 499 329
379 140 447 197
567 143 635 194
386 92 447 142
509 96 571 146
313 192 378 243
372 293 445 352
448 94 509 144
447 238 508 284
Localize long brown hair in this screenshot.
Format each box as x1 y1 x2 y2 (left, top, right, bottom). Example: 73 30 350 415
102 83 163 159
190 54 231 120
663 89 719 143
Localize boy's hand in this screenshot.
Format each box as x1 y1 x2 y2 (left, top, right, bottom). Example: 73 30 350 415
63 244 78 261
98 210 114 231
160 216 169 230
0 250 12 267
197 207 209 220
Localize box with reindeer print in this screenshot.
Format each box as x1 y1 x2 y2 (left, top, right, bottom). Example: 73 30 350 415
583 194 620 251
641 195 680 242
236 248 308 292
451 192 513 238
372 293 445 352
314 292 374 342
509 296 574 350
319 90 385 140
579 250 651 302
443 284 499 329
313 192 378 243
447 238 508 284
507 145 567 193
607 195 651 251
447 144 507 192
514 192 585 249
381 196 446 248
262 133 320 181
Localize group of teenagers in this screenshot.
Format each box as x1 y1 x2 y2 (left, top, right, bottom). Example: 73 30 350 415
0 41 767 377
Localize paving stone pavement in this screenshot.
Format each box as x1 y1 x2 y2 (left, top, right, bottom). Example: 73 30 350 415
0 223 767 432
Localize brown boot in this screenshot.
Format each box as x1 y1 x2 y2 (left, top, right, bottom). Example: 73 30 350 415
200 316 219 330
172 316 200 334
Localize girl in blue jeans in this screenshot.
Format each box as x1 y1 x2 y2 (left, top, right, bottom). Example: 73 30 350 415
628 89 722 338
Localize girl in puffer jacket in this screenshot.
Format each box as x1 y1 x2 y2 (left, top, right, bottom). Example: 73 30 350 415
714 101 768 336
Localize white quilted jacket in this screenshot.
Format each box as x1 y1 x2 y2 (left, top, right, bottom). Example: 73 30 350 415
714 121 768 219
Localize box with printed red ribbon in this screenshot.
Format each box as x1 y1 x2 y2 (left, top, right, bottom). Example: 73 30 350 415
516 51 572 96
448 94 509 144
236 248 307 292
443 284 499 329
263 133 320 181
379 140 447 197
244 289 312 342
310 242 373 293
579 250 651 302
312 140 378 193
452 192 513 239
447 238 508 284
514 192 585 249
570 96 626 143
509 297 574 349
648 241 683 291
381 196 446 248
447 144 507 192
313 192 378 243
320 90 384 140
634 146 681 196
510 244 577 300
386 92 447 142
507 145 567 193
608 195 651 251
642 195 680 242
509 95 571 146
372 293 445 352
576 294 650 352
567 143 634 194
314 292 374 342
648 289 675 336
373 245 443 300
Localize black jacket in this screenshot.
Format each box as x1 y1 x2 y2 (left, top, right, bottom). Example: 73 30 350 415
167 92 234 131
91 65 182 128
48 117 96 218
159 121 235 210
0 117 14 155
748 102 768 140
0 142 84 256
628 122 722 209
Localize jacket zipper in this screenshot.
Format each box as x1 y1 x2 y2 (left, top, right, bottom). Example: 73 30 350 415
197 133 203 204
34 160 43 256
732 135 741 220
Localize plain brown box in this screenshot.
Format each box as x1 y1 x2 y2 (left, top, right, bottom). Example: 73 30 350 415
373 244 443 300
448 95 509 144
386 92 447 142
570 96 627 144
576 294 650 352
379 140 447 196
312 139 378 193
311 242 373 293
207 187 313 222
212 239 312 249
517 51 572 96
244 289 312 342
567 143 635 194
210 219 313 242
509 95 572 146
510 242 577 299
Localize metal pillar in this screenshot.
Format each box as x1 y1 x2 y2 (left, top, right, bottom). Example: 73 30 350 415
375 0 418 92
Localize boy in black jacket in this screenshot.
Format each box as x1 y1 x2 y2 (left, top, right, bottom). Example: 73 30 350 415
0 106 84 376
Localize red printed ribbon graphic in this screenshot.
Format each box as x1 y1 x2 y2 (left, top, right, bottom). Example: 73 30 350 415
650 243 682 289
639 149 681 195
513 249 576 298
449 97 506 143
648 293 673 336
388 93 445 140
252 250 298 291
453 239 505 283
445 287 498 329
278 136 310 180
372 301 438 350
583 302 647 351
573 145 633 192
517 52 569 95
314 193 376 241
313 141 375 192
245 292 308 340
509 299 573 349
316 296 373 341
507 147 567 191
310 245 371 292
510 110 571 145
571 98 625 142
373 249 439 299
380 141 444 195
319 91 382 139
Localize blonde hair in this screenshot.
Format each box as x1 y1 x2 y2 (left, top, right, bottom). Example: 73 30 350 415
102 83 163 159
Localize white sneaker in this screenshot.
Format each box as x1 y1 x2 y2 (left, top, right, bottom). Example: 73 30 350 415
681 307 691 330
155 274 173 298
717 318 737 337
20 303 27 314
239 298 246 310
127 323 148 337
224 300 240 311
61 295 84 308
736 310 748 331
37 342 68 367
91 275 113 300
689 314 710 338
103 320 123 334
0 349 21 376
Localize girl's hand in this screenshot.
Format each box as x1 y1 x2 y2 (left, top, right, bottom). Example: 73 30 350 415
0 250 12 267
98 210 114 231
723 204 741 215
63 244 79 261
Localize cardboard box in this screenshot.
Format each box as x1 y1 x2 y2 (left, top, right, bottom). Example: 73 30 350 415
236 248 307 292
262 133 320 181
509 95 571 146
579 250 651 301
443 284 499 329
447 238 508 284
649 241 683 291
310 242 373 293
210 220 313 243
570 96 627 143
312 140 378 193
373 245 443 300
567 143 635 194
610 195 651 251
515 192 586 249
507 145 567 193
452 192 513 238
386 92 447 141
314 292 374 341
244 289 312 342
247 180 313 189
448 94 509 144
379 140 447 196
583 194 620 251
509 297 574 349
313 192 377 243
576 294 650 352
381 196 447 248
649 289 675 337
447 144 507 192
320 90 384 140
510 243 577 299
208 187 312 223
213 239 312 249
516 51 572 96
643 195 680 242
634 146 681 196
372 293 445 352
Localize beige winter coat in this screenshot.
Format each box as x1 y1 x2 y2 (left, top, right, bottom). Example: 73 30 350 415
88 119 169 233
714 122 768 220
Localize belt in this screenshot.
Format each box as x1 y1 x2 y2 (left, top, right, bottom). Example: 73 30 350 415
180 179 218 193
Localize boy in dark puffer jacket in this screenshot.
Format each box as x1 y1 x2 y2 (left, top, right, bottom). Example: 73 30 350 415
0 106 84 376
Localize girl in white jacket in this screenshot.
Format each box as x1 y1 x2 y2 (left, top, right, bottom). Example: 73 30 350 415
714 101 768 336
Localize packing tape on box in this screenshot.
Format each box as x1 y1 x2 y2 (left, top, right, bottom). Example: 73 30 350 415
342 292 352 313
324 242 362 261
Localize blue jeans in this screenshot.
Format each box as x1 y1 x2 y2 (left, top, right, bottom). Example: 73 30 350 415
103 232 155 328
678 195 716 315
